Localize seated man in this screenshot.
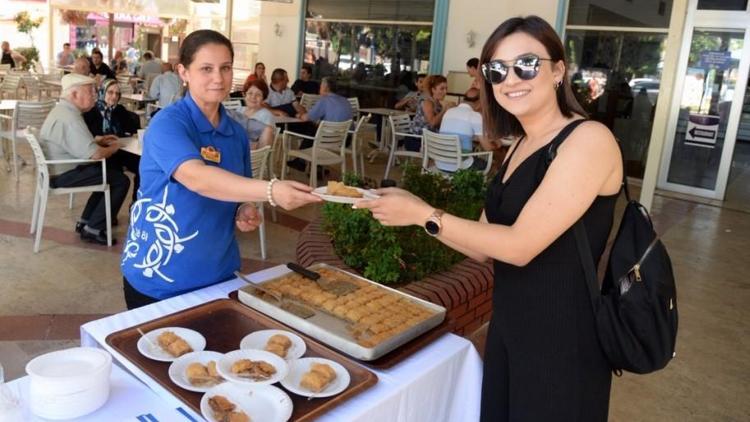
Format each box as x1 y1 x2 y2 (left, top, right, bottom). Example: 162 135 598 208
149 62 182 108
291 64 320 98
89 50 115 81
137 51 162 79
39 74 130 245
72 56 91 76
437 87 488 172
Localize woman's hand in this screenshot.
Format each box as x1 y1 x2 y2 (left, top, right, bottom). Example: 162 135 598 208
235 203 262 232
271 180 323 210
353 187 434 226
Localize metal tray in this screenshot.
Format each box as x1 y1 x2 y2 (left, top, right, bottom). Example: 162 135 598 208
238 263 447 361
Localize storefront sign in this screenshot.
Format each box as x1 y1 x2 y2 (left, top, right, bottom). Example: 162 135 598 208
686 113 720 148
698 51 732 71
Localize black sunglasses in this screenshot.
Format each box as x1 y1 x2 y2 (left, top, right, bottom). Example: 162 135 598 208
481 54 554 84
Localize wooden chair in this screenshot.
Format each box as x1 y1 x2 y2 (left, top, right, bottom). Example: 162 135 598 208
250 145 272 259
0 100 56 179
384 113 422 180
281 120 352 187
421 129 493 178
25 128 112 252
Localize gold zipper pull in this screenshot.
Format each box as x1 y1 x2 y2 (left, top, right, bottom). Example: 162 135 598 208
633 264 642 282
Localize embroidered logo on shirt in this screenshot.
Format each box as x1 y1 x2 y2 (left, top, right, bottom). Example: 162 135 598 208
122 186 199 282
200 146 221 163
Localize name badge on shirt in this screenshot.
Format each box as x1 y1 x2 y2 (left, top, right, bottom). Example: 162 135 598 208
201 146 221 163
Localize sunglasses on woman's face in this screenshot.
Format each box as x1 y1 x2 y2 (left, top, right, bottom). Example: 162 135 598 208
481 54 554 84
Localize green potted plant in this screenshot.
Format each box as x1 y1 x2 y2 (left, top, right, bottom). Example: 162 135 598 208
13 11 43 71
321 165 487 285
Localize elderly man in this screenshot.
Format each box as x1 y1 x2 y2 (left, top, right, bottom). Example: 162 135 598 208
1 41 26 69
149 62 181 108
40 74 130 245
437 87 489 172
73 56 91 76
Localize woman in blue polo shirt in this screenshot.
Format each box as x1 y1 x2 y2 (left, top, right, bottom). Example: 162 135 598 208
121 30 321 309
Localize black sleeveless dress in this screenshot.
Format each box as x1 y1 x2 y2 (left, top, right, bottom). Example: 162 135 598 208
480 120 615 421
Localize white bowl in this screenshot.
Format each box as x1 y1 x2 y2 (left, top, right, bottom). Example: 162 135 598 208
25 347 112 419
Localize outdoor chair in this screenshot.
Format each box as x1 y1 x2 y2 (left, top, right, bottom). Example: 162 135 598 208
281 119 351 187
0 100 56 180
25 127 113 252
384 113 423 180
250 145 272 260
421 129 493 178
0 74 23 99
343 114 371 177
299 93 321 111
222 99 242 111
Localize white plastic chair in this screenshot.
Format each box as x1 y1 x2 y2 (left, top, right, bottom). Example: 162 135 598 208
300 93 321 111
384 113 422 180
421 129 493 178
281 120 352 187
222 99 242 111
0 74 23 99
0 100 56 180
343 114 371 177
25 128 112 252
250 145 272 260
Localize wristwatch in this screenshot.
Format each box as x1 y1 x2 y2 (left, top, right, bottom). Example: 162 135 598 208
424 209 445 237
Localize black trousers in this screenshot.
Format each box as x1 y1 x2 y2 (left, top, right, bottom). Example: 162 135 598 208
109 150 141 202
50 163 130 231
123 276 158 310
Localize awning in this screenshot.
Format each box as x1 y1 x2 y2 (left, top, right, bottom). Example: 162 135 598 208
50 0 194 20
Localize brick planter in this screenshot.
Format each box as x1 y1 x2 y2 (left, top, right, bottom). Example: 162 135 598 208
296 219 495 335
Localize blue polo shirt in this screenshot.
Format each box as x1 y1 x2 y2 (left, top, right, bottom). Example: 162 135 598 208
121 93 251 300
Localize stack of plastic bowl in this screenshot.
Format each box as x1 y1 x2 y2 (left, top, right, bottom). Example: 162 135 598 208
25 347 112 420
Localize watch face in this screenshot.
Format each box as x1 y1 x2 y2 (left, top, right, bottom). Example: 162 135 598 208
425 220 440 236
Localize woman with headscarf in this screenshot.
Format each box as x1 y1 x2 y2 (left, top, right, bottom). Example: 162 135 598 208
84 78 141 202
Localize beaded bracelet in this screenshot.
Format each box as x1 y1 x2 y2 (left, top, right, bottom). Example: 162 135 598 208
267 178 279 207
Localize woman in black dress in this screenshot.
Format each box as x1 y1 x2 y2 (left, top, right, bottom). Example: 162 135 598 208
356 16 622 421
83 79 141 202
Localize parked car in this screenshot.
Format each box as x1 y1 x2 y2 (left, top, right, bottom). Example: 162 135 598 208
629 78 660 103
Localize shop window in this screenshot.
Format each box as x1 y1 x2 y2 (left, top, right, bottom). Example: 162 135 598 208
697 0 748 10
307 0 435 22
565 30 668 178
567 0 673 28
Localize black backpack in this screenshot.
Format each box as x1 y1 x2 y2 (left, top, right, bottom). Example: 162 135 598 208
547 121 678 375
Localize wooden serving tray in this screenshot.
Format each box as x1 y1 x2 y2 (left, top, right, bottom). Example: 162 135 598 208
229 290 454 370
106 299 378 422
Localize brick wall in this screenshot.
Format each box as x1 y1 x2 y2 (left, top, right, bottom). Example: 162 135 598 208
297 220 494 336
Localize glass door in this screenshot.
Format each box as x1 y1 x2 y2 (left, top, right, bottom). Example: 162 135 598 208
658 4 750 199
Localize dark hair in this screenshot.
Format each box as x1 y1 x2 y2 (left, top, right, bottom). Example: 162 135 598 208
417 73 427 80
321 76 337 93
425 75 447 96
301 64 312 74
92 50 102 59
270 68 287 85
178 30 234 68
246 79 269 99
479 16 587 140
466 57 479 69
255 62 265 72
63 42 70 48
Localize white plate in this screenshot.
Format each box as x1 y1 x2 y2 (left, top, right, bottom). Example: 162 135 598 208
312 186 379 204
280 357 350 398
217 349 289 386
239 330 306 361
200 382 293 422
168 351 226 393
136 327 206 362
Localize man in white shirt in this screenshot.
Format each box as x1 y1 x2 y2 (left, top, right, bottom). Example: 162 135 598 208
149 62 182 108
137 51 162 78
437 87 488 172
40 74 130 245
56 43 75 67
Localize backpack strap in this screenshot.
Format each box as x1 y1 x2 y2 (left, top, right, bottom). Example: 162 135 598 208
544 119 588 166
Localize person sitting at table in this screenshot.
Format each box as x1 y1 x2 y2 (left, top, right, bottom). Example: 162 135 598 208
242 62 267 93
73 56 91 76
40 74 130 245
56 42 75 67
291 64 319 98
467 57 481 89
149 62 182 109
83 78 141 202
137 51 162 79
394 73 426 113
265 68 304 117
120 29 321 309
90 50 116 81
437 87 489 172
227 79 275 149
356 16 622 421
1 41 26 69
408 75 455 151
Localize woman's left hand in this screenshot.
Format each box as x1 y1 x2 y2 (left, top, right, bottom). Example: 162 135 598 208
235 203 263 232
354 187 434 226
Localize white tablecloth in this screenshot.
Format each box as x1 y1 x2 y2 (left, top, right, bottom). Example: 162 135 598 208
80 265 483 422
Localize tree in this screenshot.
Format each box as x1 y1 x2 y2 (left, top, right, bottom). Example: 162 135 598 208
14 12 43 47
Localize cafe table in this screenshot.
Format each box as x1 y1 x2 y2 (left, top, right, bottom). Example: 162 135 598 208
80 265 484 422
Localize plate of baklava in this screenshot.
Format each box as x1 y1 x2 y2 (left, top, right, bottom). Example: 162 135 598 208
217 349 289 386
137 327 206 362
280 357 350 398
168 351 226 393
240 330 306 360
200 382 293 422
312 181 380 204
